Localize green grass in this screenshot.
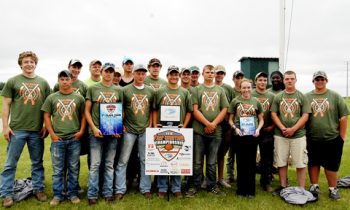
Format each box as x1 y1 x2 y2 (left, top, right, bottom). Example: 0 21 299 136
0 99 350 209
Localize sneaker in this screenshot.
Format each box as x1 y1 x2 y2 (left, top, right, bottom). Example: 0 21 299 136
143 192 152 199
185 187 197 198
201 179 207 189
35 192 48 202
78 186 84 194
3 197 13 208
173 192 183 198
272 186 285 196
50 198 60 206
329 188 340 200
70 197 80 204
114 193 123 201
208 187 226 197
217 179 232 188
158 192 167 199
309 185 320 199
262 184 274 193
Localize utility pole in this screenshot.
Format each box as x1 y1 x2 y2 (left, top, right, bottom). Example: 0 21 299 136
347 61 349 98
279 0 285 73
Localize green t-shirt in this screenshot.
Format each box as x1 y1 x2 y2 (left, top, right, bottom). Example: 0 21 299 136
1 74 51 131
123 84 154 134
191 84 229 137
306 89 350 141
41 91 85 138
85 78 101 87
144 76 167 90
220 83 234 103
270 90 311 138
154 86 192 125
86 83 123 129
268 87 283 95
232 88 241 99
251 89 275 128
228 95 263 130
54 79 88 97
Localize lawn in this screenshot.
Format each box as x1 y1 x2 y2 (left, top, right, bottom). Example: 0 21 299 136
0 97 350 209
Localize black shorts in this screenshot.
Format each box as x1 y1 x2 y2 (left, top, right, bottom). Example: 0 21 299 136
307 136 344 172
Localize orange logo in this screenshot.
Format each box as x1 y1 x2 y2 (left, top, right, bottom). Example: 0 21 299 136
56 99 76 121
161 93 182 105
202 91 219 111
280 98 299 118
97 92 118 103
131 94 149 115
257 97 270 111
237 103 256 117
19 82 41 105
311 98 329 117
153 130 185 161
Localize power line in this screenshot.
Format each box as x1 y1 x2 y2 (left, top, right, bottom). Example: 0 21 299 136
285 0 294 70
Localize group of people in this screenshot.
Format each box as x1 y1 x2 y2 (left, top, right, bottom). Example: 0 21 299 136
0 51 348 208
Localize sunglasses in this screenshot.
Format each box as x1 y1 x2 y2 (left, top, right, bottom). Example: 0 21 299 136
314 78 326 81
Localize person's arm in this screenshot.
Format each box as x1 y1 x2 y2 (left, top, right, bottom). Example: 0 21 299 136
2 97 13 142
271 111 286 131
74 114 86 140
182 112 192 128
43 112 60 142
339 116 348 140
85 100 102 138
254 112 264 137
212 107 228 126
153 110 160 128
193 104 211 127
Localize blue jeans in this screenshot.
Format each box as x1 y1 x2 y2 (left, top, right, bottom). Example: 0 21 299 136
157 176 181 193
190 134 221 190
87 135 117 199
0 131 44 198
51 138 81 200
114 132 150 194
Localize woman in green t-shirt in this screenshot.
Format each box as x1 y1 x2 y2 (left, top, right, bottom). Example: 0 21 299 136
228 79 264 198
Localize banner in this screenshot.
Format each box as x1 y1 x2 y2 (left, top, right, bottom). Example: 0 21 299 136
145 128 193 176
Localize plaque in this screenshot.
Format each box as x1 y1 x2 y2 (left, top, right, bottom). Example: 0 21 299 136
239 117 255 136
99 103 123 135
160 105 180 126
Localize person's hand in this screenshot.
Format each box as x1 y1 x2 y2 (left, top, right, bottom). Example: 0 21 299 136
74 131 84 140
253 129 260 137
92 127 103 138
113 133 121 138
50 133 61 142
39 127 49 139
3 126 14 142
282 127 295 138
235 128 243 136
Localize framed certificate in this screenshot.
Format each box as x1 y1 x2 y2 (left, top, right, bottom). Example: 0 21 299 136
160 105 180 126
239 117 256 136
99 103 123 135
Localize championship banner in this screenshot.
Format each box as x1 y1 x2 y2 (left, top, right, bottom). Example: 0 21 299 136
145 128 193 176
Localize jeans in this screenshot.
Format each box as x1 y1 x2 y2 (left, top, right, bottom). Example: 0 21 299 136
189 134 221 190
114 132 150 194
0 131 44 198
87 135 117 199
51 138 80 200
157 176 181 193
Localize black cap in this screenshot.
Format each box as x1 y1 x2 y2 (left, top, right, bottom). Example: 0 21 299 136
233 70 244 78
58 70 72 78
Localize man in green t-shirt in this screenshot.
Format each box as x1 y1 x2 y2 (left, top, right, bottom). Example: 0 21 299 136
190 66 200 87
153 65 192 198
85 60 102 87
114 64 155 200
268 71 285 95
144 58 167 90
1 51 51 208
85 63 123 205
271 71 311 194
306 71 349 200
180 67 192 91
214 65 234 188
53 59 88 97
251 72 275 192
42 70 86 206
185 65 229 197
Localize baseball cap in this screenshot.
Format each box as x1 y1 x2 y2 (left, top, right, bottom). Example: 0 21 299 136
58 70 72 78
133 64 148 72
214 65 226 74
233 70 244 78
312 71 328 80
68 59 83 68
180 67 191 74
189 66 200 73
148 58 162 66
89 59 102 67
102 62 116 71
254 72 268 81
167 65 180 75
122 57 134 65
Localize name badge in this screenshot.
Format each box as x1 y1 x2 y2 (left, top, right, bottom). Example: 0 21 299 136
239 117 256 136
160 105 180 126
99 103 123 135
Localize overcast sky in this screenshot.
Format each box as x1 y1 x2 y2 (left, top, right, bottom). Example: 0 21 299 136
1 0 350 95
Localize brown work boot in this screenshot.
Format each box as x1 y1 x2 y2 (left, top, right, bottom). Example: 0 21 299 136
114 193 124 201
143 192 152 199
3 197 13 208
158 192 167 198
35 192 48 202
173 192 183 198
88 198 97 205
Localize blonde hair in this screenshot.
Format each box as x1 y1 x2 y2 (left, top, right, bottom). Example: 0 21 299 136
18 51 38 66
239 78 252 88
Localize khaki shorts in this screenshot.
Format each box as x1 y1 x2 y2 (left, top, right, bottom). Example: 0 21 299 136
274 135 308 168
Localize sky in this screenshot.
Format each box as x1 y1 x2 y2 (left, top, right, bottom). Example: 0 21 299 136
1 0 350 95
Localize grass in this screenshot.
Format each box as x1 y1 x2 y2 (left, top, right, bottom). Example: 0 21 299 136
0 97 350 209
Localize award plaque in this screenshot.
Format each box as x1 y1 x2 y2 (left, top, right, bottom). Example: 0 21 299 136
99 103 123 135
160 105 180 126
239 117 256 136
